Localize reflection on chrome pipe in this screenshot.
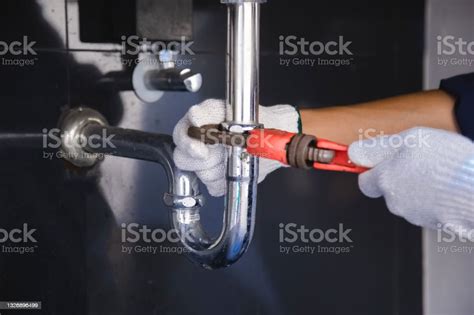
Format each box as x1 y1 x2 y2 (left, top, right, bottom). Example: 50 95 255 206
170 0 264 268
58 0 264 269
75 119 256 269
225 1 261 125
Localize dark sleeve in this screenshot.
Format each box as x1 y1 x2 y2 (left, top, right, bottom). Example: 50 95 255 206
439 72 474 141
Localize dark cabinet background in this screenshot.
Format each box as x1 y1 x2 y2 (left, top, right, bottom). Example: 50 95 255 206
0 0 423 314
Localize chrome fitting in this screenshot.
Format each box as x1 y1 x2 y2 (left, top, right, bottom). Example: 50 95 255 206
163 193 205 209
220 122 262 133
58 107 108 167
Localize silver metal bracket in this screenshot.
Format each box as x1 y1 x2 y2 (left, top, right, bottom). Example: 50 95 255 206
163 193 205 209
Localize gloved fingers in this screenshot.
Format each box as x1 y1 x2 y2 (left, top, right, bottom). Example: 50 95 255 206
172 99 299 196
202 177 226 197
357 167 384 198
188 98 226 127
195 158 226 183
173 146 224 171
258 158 284 183
381 194 439 229
172 116 210 159
348 135 402 168
258 104 300 133
173 149 198 171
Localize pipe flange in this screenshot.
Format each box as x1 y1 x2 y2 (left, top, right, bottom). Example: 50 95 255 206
163 193 205 209
132 55 164 103
58 107 108 167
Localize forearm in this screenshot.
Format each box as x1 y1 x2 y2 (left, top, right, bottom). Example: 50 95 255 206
300 90 459 144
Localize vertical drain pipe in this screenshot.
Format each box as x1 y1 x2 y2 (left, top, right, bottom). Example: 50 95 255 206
225 0 262 126
168 0 265 268
218 0 263 263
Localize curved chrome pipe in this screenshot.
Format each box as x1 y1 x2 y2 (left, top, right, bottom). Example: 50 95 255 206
75 122 256 269
59 0 264 269
170 0 263 268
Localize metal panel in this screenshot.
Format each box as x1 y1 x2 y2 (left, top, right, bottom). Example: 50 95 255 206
423 1 474 314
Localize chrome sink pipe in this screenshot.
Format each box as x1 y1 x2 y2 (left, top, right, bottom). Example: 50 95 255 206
59 0 264 269
171 0 264 268
170 0 264 268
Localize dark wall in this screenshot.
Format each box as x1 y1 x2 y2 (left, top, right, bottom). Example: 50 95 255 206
0 0 423 314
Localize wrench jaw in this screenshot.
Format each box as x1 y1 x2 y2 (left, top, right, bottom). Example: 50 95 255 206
279 132 367 173
312 138 368 173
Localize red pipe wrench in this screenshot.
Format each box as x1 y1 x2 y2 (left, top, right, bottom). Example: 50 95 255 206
188 125 367 174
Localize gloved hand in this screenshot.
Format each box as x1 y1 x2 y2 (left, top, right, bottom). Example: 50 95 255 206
348 127 474 240
173 99 300 197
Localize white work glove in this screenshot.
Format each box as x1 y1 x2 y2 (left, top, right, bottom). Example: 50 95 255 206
348 127 474 240
173 98 300 197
